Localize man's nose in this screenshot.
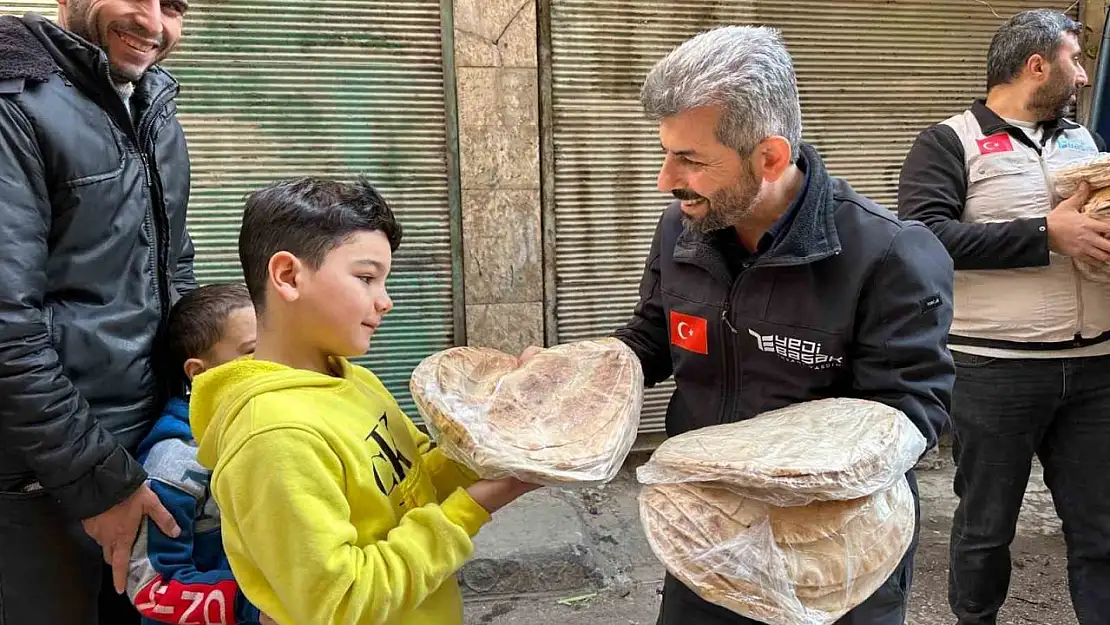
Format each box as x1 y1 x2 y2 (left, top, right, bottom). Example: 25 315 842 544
133 0 164 37
657 155 679 194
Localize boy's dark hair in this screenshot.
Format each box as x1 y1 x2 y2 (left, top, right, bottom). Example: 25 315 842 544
238 176 403 310
166 283 254 382
987 10 1082 90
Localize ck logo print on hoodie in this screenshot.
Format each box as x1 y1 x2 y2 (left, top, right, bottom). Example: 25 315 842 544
366 412 413 496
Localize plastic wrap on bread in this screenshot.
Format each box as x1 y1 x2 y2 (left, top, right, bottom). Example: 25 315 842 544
635 398 926 508
409 337 644 486
639 478 915 625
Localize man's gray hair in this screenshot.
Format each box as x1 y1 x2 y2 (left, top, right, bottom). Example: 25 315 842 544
987 9 1082 90
640 26 803 160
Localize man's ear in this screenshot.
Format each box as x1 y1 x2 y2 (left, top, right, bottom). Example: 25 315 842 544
183 358 206 382
752 136 794 183
1026 52 1051 83
267 251 304 304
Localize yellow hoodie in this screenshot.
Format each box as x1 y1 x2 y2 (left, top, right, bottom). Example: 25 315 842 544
190 357 490 625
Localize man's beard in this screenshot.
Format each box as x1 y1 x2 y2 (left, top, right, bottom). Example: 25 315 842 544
677 164 761 235
1029 69 1078 121
65 0 168 83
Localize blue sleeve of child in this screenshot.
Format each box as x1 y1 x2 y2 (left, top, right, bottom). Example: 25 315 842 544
130 479 262 624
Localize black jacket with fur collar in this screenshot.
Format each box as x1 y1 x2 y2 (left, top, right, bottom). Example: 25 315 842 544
0 13 195 520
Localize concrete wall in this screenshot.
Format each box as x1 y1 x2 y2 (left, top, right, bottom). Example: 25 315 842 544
453 0 545 356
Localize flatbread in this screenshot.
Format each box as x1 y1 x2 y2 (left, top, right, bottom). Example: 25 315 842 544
640 479 915 625
1072 186 1110 283
1054 153 1110 197
410 337 643 484
636 398 926 506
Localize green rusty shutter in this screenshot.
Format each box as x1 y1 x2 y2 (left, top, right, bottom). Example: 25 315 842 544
2 1 463 418
543 0 1079 435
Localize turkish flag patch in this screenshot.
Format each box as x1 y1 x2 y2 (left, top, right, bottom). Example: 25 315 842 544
670 310 709 355
976 133 1014 155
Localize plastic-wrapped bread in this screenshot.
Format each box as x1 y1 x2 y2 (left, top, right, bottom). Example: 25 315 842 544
635 398 926 507
409 338 643 485
639 478 915 625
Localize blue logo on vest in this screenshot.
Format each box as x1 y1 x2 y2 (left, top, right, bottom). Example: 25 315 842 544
1057 136 1096 152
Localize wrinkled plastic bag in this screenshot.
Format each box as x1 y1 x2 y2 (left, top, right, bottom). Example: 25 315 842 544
635 398 926 507
639 478 915 625
1051 155 1110 283
410 337 643 486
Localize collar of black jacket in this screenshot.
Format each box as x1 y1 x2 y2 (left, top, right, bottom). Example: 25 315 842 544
9 13 177 110
971 98 1080 136
0 14 57 82
674 143 842 278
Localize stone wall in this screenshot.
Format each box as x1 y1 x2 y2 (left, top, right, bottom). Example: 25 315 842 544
453 0 544 355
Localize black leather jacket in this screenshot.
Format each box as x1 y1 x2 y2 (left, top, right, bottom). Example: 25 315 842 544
0 14 195 519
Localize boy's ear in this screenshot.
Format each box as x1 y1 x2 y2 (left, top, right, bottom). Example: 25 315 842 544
183 358 206 382
268 251 304 304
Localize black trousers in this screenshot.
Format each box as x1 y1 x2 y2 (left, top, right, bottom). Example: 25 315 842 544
0 487 140 625
656 472 920 625
948 352 1110 625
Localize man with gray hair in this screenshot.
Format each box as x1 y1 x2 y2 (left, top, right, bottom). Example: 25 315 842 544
523 25 954 624
898 9 1110 625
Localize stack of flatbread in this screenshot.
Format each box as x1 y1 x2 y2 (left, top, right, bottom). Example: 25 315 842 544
409 337 643 485
1053 155 1110 282
637 398 925 625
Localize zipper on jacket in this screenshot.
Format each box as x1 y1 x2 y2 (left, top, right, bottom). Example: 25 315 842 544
720 306 739 334
137 86 178 317
139 149 166 315
140 198 161 313
96 58 177 318
716 266 747 425
43 305 54 345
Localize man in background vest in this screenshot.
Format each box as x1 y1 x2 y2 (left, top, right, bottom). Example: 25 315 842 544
898 9 1110 625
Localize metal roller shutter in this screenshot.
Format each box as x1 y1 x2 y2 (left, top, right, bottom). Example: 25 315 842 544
544 0 1079 435
2 1 462 417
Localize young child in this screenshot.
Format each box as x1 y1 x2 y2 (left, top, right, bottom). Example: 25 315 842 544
126 283 266 624
188 177 538 625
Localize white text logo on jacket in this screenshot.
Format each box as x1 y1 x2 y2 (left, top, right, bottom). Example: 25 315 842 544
748 328 844 370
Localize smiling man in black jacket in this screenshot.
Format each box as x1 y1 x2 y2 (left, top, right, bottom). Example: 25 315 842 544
0 2 194 624
526 26 956 624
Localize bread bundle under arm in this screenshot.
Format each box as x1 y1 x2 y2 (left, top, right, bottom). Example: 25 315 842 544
1052 155 1110 282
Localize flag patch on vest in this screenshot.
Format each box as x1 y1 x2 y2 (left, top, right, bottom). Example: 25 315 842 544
976 133 1014 155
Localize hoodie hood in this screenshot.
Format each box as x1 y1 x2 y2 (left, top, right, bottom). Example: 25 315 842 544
190 357 354 469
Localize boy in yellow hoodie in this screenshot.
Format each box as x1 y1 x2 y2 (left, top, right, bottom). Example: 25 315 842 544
189 177 539 625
